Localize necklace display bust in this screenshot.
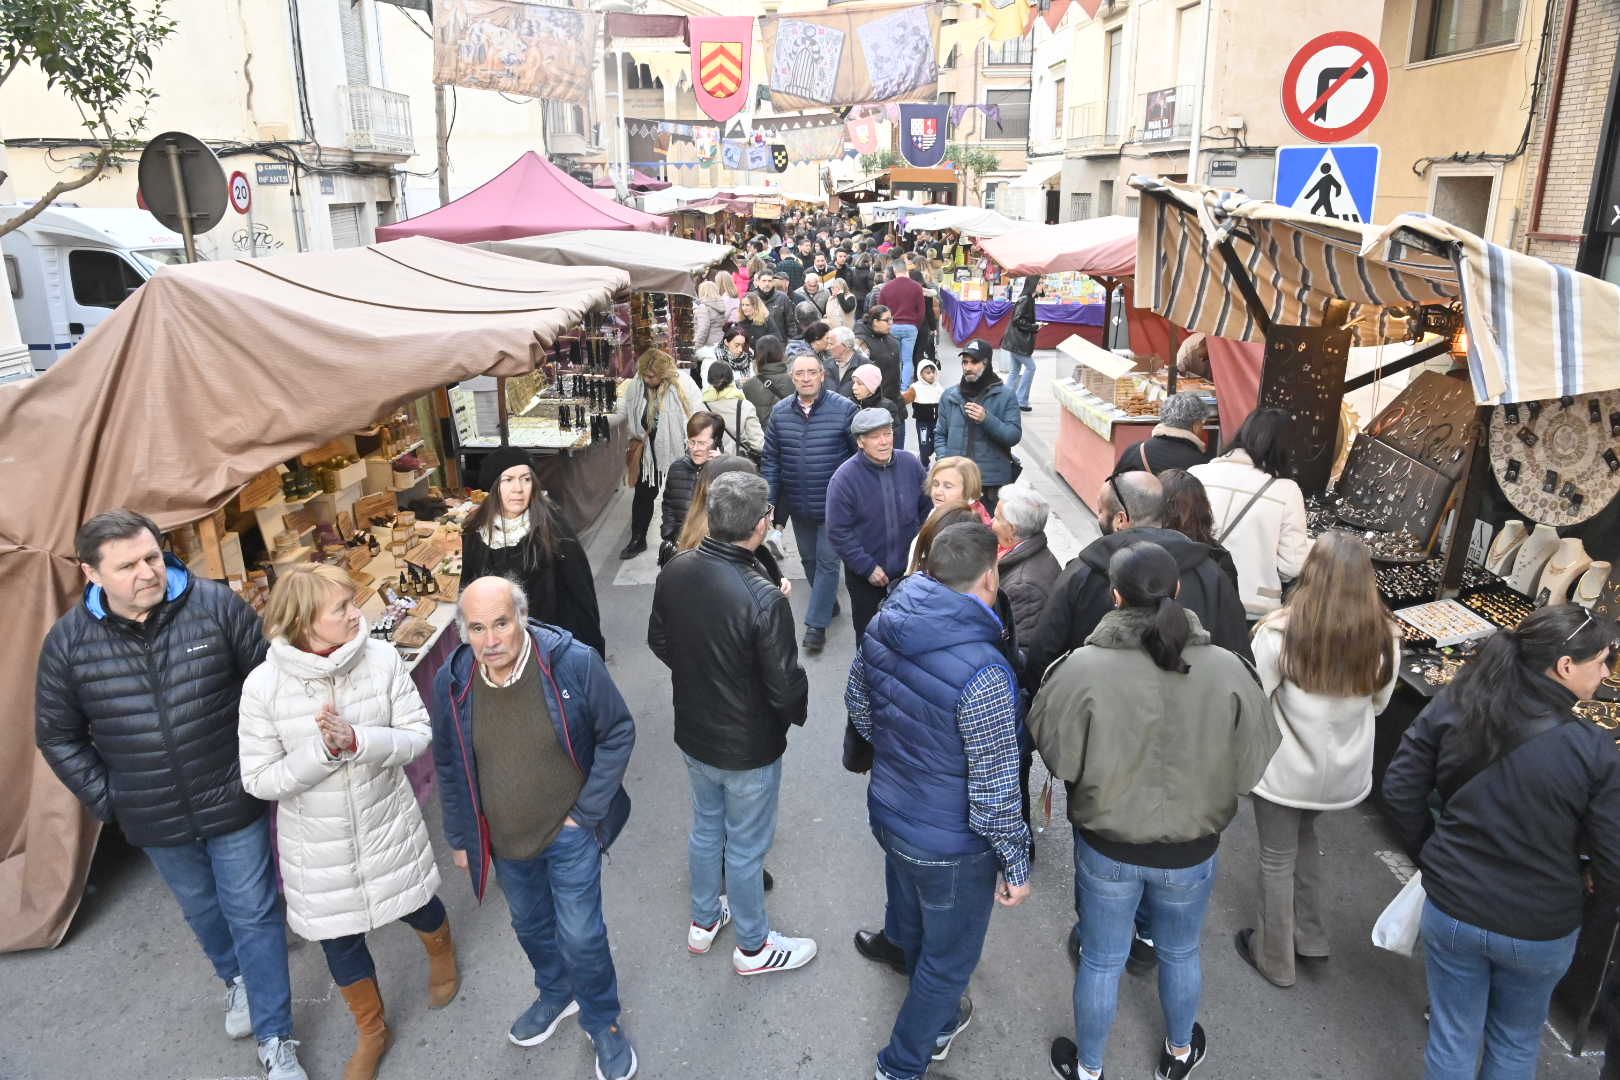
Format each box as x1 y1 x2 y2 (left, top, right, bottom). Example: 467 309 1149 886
1507 523 1560 597
1536 538 1591 607
1485 520 1527 576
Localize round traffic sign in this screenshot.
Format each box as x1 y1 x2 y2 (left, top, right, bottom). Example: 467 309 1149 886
228 171 252 215
1281 31 1388 143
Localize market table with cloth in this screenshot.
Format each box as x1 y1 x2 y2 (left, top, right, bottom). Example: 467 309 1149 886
938 285 1105 350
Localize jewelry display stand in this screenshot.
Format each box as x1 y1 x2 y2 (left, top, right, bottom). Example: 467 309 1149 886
1536 538 1591 606
1507 523 1561 597
1576 562 1613 609
1485 520 1528 576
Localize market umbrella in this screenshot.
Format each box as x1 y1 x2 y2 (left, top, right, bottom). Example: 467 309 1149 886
976 215 1139 278
0 237 629 951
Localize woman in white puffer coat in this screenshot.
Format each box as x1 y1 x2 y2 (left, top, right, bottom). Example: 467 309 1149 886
239 564 457 1080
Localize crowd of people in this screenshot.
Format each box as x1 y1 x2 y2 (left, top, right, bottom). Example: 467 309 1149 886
28 209 1620 1080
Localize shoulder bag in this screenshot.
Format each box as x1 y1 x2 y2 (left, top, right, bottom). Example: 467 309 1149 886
1216 477 1276 545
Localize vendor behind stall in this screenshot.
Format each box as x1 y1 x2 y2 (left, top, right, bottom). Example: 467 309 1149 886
1113 392 1212 476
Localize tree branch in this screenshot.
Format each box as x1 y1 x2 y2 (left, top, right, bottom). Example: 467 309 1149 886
0 140 113 237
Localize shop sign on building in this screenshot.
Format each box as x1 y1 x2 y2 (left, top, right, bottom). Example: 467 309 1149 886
1209 159 1238 179
1275 144 1379 223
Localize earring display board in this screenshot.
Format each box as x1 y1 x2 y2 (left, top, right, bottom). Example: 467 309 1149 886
1362 371 1480 482
1488 390 1620 526
1257 325 1352 496
1590 562 1620 624
1334 434 1456 550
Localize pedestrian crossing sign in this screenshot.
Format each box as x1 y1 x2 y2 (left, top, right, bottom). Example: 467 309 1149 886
1274 144 1380 224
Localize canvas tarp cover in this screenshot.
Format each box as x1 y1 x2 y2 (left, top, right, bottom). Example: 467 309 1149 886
0 236 628 951
977 215 1140 278
900 205 1018 238
1130 176 1620 405
481 229 734 296
375 151 669 243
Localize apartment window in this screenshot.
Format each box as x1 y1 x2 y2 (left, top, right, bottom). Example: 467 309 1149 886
1104 29 1124 141
1422 0 1521 60
942 44 959 70
1099 179 1115 215
545 100 583 136
985 183 1000 209
1053 78 1066 138
337 0 369 86
68 251 144 308
987 89 1030 140
329 203 365 249
376 201 396 227
1071 192 1093 220
1176 4 1203 87
985 37 1034 65
1431 173 1496 235
938 91 955 110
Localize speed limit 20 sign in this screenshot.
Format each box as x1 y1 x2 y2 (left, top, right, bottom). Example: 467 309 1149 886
1282 31 1389 143
228 170 252 215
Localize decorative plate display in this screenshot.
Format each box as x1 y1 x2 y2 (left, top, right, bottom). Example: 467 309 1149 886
1488 391 1620 527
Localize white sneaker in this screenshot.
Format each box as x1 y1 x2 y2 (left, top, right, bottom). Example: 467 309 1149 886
732 930 818 975
224 975 252 1039
688 896 732 954
257 1036 308 1080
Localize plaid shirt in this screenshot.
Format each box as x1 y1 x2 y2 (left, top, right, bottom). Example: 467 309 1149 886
847 654 1031 886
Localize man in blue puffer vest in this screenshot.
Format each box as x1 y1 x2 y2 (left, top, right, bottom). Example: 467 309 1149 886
762 351 858 655
845 522 1032 1080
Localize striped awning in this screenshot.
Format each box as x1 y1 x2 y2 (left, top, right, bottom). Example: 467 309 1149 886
1130 176 1620 404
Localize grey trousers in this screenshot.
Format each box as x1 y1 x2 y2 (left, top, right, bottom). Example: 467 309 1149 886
1251 795 1332 987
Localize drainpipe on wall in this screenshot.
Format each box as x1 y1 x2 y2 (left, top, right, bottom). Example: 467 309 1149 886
1526 0 1581 245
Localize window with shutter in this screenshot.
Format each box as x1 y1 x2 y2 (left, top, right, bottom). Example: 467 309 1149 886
338 0 368 86
329 204 364 249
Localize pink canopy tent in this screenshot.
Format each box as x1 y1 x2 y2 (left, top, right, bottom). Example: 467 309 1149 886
377 151 668 243
593 169 671 193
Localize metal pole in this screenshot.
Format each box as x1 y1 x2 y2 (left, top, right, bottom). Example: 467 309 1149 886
616 48 629 188
434 84 451 206
1186 0 1214 185
164 143 197 263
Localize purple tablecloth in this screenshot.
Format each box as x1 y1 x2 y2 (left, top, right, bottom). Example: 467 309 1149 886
404 621 462 803
939 286 1105 345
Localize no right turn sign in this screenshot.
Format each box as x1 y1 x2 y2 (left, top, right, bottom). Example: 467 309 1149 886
1282 31 1389 143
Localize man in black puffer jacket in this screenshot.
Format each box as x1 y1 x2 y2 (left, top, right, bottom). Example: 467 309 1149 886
649 473 817 975
35 509 305 1079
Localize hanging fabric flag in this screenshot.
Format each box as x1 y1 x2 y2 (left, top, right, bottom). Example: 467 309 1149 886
694 127 719 167
846 116 880 155
687 16 754 123
1077 0 1105 16
973 0 1034 42
433 0 599 103
722 140 745 169
746 142 772 170
635 51 690 90
771 144 789 172
899 103 948 168
1043 0 1072 31
760 3 940 110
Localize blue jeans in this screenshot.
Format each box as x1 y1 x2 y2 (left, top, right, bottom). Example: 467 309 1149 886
686 754 782 952
1007 351 1037 407
319 896 447 986
1422 900 1578 1080
790 513 841 630
144 814 293 1043
493 826 622 1037
1072 835 1216 1074
874 827 998 1080
892 322 919 388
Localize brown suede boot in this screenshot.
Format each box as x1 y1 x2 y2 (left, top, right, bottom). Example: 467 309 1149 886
417 920 461 1008
338 977 390 1080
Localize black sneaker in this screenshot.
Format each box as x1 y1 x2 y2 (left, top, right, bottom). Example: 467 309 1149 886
1127 932 1158 975
932 995 972 1061
618 537 647 560
1155 1023 1205 1080
1049 1036 1102 1079
803 627 826 654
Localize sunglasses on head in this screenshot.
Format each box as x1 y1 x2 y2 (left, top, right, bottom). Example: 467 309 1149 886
1107 473 1133 520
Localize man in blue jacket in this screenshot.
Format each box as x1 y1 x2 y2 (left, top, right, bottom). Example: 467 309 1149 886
935 338 1023 513
846 523 1032 1080
826 407 933 643
430 576 637 1080
762 352 858 655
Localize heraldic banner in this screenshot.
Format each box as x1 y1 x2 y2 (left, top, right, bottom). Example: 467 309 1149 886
761 1 940 111
433 0 598 103
687 16 753 123
899 103 948 168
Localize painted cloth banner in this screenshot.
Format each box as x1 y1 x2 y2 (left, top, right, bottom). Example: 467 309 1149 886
722 141 745 169
846 116 880 154
1043 0 1072 30
899 104 948 168
772 145 789 172
687 16 753 123
693 127 719 167
607 12 687 39
761 2 939 110
779 125 847 164
974 0 1034 41
746 142 772 170
433 0 598 104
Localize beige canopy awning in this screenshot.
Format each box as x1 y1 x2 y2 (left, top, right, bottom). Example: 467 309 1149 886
481 229 734 296
0 237 628 951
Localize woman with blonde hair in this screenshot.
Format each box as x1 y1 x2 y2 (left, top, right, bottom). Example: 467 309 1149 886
678 454 790 596
713 267 740 320
1237 531 1399 989
616 347 699 559
926 455 992 526
694 279 728 348
737 292 771 346
239 564 453 1080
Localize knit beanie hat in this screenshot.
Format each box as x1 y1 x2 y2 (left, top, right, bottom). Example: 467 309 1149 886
478 446 535 492
853 363 883 394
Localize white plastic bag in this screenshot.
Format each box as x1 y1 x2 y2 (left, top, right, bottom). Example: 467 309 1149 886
1371 871 1425 956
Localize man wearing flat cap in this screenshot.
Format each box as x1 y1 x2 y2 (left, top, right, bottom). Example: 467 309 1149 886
826 407 934 643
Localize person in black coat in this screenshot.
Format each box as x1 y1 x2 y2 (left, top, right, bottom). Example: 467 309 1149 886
854 306 908 447
658 412 725 565
1113 392 1213 475
460 447 605 655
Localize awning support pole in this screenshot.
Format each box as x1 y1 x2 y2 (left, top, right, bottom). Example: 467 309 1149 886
1341 337 1452 392
1215 238 1272 338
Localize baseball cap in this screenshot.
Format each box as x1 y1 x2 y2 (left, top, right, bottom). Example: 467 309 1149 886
959 339 993 363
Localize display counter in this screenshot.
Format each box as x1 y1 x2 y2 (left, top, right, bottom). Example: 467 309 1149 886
939 286 1105 350
1051 378 1156 512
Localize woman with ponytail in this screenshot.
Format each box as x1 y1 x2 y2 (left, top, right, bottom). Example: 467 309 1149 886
1029 540 1277 1080
1384 605 1620 1080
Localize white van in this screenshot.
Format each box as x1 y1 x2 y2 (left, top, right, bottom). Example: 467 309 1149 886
1 205 189 371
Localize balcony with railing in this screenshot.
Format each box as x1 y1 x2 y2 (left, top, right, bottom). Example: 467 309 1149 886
340 84 414 160
1137 84 1196 143
1065 102 1120 151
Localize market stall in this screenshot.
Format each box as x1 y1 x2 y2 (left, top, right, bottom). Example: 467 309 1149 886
0 237 629 952
899 204 1017 239
937 284 1107 351
1131 175 1620 1046
376 151 669 243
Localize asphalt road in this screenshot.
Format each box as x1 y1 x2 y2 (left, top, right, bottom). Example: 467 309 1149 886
0 347 1602 1080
